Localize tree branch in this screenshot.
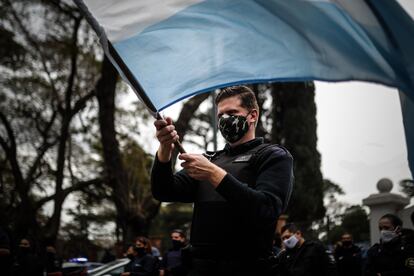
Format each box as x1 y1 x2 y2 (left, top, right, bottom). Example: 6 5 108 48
65 16 82 113
5 0 62 111
71 89 96 117
35 178 103 209
0 111 17 152
25 110 59 184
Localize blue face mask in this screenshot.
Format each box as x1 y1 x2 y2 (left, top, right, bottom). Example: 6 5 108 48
380 229 398 243
283 235 299 249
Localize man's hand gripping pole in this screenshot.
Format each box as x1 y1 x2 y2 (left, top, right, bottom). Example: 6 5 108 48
156 112 186 154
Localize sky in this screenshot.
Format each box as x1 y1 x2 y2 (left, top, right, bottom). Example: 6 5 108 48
151 0 414 207
314 0 414 205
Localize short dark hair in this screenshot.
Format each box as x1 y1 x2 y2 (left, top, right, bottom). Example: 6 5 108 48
215 85 259 112
171 229 186 238
281 223 299 234
380 213 403 228
134 236 152 254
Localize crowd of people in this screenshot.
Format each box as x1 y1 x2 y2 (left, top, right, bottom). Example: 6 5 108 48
270 214 414 276
1 213 414 276
0 233 62 276
119 212 414 276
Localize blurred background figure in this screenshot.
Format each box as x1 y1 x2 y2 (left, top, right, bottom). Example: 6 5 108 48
121 236 159 276
12 238 43 276
365 213 414 276
45 245 62 276
45 244 63 276
160 229 188 276
334 233 362 276
276 223 338 276
101 248 116 263
0 227 12 275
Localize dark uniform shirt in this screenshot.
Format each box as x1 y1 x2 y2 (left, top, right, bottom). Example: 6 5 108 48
334 244 362 276
365 234 414 276
161 248 187 276
124 254 159 276
276 240 338 276
151 138 293 274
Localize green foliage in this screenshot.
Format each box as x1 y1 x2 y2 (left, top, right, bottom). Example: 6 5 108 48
341 205 369 242
121 138 157 216
150 202 193 251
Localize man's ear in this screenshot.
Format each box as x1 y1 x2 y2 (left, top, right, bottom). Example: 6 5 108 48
250 109 258 124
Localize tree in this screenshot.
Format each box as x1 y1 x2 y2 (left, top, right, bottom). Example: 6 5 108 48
271 82 325 229
96 57 163 242
0 0 102 243
341 205 369 242
150 202 193 252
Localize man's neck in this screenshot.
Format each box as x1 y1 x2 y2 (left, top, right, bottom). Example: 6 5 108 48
229 132 256 148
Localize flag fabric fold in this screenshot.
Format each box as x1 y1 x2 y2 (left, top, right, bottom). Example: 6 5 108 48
75 0 414 177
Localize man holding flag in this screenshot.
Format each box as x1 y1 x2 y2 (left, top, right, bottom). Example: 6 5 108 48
151 85 294 275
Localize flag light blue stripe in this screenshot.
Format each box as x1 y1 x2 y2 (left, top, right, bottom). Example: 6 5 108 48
113 0 413 111
105 0 414 176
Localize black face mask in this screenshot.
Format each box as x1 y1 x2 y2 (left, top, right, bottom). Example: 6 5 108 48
18 247 31 255
172 240 184 249
218 113 250 143
46 252 56 259
135 247 146 256
342 240 352 247
126 253 135 260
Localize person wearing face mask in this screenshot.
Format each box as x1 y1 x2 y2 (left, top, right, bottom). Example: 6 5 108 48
365 213 414 276
44 244 63 276
151 85 294 275
122 237 160 276
160 229 188 276
276 223 338 276
12 238 44 276
333 233 362 276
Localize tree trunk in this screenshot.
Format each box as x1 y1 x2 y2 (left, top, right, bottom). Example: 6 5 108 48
96 57 158 243
271 82 325 230
172 93 210 167
95 57 132 242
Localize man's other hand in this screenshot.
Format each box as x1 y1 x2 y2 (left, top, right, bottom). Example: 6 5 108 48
179 153 226 187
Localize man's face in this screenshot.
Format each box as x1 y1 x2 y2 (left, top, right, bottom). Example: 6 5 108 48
135 240 145 249
217 96 250 120
379 218 397 232
126 246 135 256
19 239 30 248
171 232 185 242
341 234 352 243
281 230 301 242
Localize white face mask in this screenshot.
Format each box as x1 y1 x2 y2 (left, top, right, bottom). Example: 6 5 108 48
380 229 398 243
283 235 299 249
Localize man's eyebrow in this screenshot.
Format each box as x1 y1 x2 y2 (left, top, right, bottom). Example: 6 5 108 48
226 109 238 114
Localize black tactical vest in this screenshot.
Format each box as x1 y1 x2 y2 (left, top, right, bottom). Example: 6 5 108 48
190 141 276 259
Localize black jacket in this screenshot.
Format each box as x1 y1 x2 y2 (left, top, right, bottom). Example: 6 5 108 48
334 244 362 276
365 233 414 276
151 138 293 260
276 240 338 276
124 254 159 276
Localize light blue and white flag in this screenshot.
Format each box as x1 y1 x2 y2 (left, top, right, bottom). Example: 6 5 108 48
74 0 414 177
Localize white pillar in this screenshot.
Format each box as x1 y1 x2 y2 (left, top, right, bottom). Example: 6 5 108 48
362 178 409 245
